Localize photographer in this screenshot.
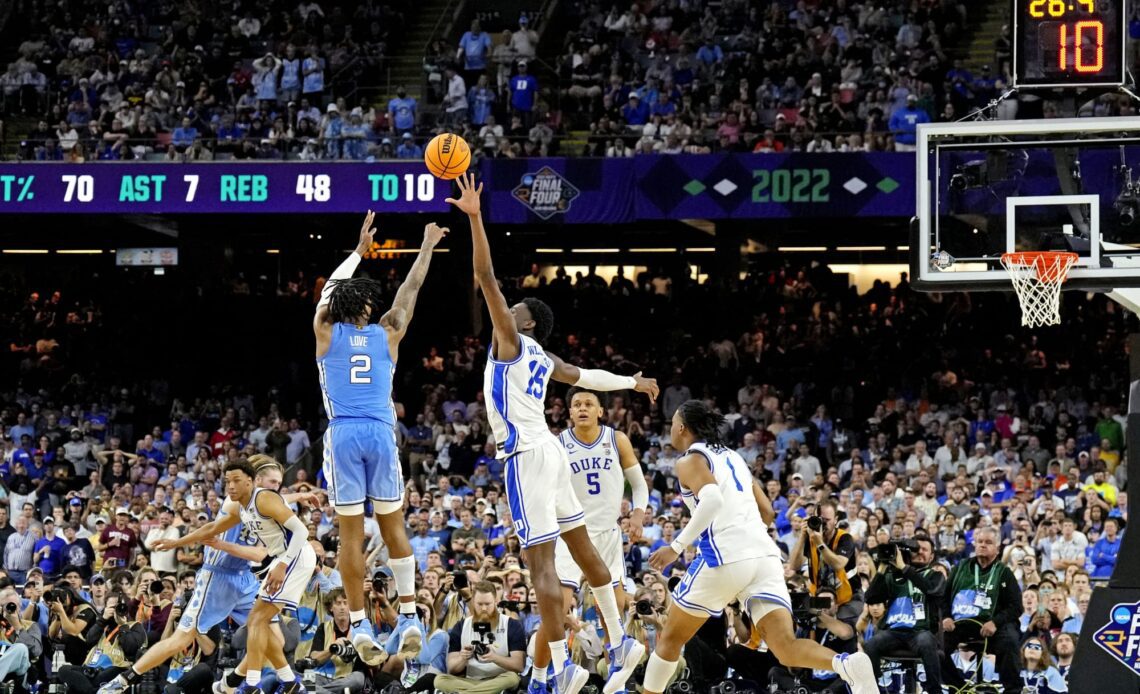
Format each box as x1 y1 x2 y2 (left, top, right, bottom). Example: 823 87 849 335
305 588 369 694
56 591 146 694
45 583 98 665
788 500 861 622
0 584 43 688
940 526 1022 693
437 581 524 694
158 598 221 694
862 537 945 693
769 586 857 693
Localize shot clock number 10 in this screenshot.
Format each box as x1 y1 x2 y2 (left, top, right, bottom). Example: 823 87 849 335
1013 0 1124 88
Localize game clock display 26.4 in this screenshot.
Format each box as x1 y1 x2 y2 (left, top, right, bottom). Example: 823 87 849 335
1013 0 1124 87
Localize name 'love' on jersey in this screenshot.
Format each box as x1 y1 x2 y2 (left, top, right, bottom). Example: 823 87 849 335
318 323 395 424
679 442 779 567
484 334 556 458
559 426 624 534
239 488 292 558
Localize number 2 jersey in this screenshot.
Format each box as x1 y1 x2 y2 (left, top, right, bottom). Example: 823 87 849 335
317 322 395 424
484 334 556 459
559 425 624 534
680 442 779 567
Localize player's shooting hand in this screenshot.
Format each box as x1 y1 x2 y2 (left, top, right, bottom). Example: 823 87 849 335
444 173 483 216
356 210 377 255
423 222 449 248
649 545 678 571
266 562 287 595
632 372 659 405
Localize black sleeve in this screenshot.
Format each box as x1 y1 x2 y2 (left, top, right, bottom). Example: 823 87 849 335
506 618 526 652
863 573 890 605
311 625 327 652
117 622 147 660
902 565 945 599
448 621 463 653
835 534 857 566
82 611 105 646
991 565 1022 629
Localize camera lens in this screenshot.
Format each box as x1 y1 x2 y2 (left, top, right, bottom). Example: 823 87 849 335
806 516 823 532
635 599 654 615
150 580 165 595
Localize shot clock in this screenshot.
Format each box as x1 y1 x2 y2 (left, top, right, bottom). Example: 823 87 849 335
1013 0 1125 88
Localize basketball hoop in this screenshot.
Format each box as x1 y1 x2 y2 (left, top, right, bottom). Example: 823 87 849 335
1000 251 1079 328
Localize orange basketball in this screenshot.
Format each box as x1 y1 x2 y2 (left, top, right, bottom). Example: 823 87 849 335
424 133 471 180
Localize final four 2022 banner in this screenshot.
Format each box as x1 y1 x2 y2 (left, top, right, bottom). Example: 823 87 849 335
481 153 914 224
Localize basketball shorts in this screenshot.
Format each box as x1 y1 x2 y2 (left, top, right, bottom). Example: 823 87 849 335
179 566 258 634
258 544 318 610
322 418 402 512
555 526 624 591
504 438 586 548
671 554 792 622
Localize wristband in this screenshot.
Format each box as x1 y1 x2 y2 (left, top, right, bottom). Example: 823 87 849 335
670 539 686 555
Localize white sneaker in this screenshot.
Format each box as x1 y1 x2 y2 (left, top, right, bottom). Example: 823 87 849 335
552 661 588 694
603 636 646 694
833 651 878 694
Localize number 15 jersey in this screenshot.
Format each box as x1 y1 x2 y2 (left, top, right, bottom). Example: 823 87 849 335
484 334 556 459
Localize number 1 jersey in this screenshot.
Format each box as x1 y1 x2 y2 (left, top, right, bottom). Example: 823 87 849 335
318 323 395 424
484 334 556 459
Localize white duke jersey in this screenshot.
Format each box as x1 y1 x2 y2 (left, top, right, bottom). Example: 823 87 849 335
484 334 557 459
239 488 291 558
559 426 624 534
680 442 779 567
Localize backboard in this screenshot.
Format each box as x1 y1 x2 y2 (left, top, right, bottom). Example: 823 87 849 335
912 116 1140 292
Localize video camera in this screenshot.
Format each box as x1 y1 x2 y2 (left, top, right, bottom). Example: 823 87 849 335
874 539 918 567
788 590 832 629
470 621 495 657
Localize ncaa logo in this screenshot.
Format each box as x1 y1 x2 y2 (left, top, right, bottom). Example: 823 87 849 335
1094 601 1140 673
511 166 580 220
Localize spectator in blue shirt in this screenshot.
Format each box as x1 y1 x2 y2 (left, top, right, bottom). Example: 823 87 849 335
621 93 649 128
509 61 539 127
395 132 422 159
341 110 369 160
468 74 496 126
695 38 723 80
322 103 343 158
172 117 198 151
650 92 675 117
1089 517 1122 578
387 87 417 135
409 519 443 571
33 517 66 579
457 20 492 85
888 94 931 151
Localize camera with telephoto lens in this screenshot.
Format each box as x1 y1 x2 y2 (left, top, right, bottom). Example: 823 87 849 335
149 580 165 595
497 600 524 613
875 539 918 567
114 600 129 617
806 515 823 532
43 589 62 604
635 599 655 616
329 642 356 659
470 621 494 657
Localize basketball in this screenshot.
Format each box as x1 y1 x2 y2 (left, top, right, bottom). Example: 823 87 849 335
424 133 471 180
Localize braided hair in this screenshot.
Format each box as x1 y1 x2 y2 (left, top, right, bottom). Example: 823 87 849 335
327 277 386 325
677 399 727 448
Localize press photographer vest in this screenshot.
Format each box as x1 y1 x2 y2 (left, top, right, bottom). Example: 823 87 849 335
807 529 854 605
461 614 511 680
85 622 137 669
166 640 205 683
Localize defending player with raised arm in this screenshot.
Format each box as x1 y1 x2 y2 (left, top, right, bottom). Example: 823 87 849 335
314 212 448 659
640 401 879 694
447 173 658 694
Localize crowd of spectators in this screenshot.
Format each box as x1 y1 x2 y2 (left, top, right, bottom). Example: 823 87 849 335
0 256 1130 692
2 0 406 161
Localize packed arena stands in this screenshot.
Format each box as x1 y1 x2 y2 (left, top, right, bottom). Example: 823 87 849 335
0 251 1124 692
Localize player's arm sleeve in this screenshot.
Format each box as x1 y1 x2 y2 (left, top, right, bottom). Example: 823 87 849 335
623 465 649 512
672 484 723 549
574 368 636 391
317 251 362 308
276 515 310 566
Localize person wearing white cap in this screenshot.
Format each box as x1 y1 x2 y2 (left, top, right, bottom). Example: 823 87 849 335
322 103 343 159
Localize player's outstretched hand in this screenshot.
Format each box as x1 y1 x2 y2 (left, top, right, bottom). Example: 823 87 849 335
153 538 179 552
356 210 377 255
444 173 483 216
632 372 659 405
649 545 679 572
424 222 449 248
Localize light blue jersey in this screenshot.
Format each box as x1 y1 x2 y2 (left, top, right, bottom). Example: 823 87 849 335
179 510 259 634
318 323 395 424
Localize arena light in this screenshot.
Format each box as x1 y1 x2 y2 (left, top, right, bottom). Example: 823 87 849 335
56 249 103 255
686 247 715 253
570 248 620 253
536 248 564 253
266 249 280 254
2 249 49 254
777 246 828 252
836 246 887 252
630 248 678 253
897 245 910 251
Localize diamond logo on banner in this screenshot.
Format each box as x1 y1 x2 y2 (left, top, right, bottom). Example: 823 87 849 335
843 177 867 195
713 179 738 196
877 177 900 193
683 180 706 196
638 157 691 215
511 166 580 220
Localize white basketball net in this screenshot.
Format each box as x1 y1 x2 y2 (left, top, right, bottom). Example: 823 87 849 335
1000 252 1078 328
